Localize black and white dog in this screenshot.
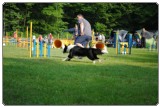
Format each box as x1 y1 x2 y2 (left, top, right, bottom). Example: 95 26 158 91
63 45 104 64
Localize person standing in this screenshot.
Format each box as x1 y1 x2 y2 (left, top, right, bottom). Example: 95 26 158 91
48 33 53 45
101 33 106 43
74 14 92 48
141 28 146 48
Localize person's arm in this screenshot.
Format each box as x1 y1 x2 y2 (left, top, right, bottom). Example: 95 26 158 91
80 22 84 36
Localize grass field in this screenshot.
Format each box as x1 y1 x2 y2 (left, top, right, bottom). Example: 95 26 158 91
3 45 158 105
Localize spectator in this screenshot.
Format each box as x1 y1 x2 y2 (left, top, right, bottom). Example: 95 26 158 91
48 33 53 45
141 28 146 48
98 33 102 41
101 34 105 43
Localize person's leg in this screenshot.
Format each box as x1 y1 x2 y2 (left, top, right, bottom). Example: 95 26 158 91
74 36 87 47
74 36 85 45
76 43 84 48
74 35 92 47
83 35 92 47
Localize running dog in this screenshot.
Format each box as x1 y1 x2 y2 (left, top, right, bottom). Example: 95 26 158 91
63 45 104 63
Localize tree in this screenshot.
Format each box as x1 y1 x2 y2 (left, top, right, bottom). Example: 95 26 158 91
3 3 22 35
94 22 107 34
16 3 34 32
3 3 158 37
42 3 68 35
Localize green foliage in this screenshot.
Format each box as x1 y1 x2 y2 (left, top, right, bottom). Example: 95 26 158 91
3 3 22 31
41 3 68 34
3 3 158 36
94 22 106 33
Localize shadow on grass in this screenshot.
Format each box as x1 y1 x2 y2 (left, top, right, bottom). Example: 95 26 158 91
3 57 158 105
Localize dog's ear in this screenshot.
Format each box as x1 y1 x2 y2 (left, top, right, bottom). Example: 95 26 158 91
63 45 68 53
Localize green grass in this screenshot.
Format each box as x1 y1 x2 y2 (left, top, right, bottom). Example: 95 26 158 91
3 45 158 105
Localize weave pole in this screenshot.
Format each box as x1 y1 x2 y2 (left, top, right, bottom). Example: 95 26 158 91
40 41 43 57
44 43 47 58
128 33 132 55
116 32 118 54
33 39 36 56
29 22 32 58
48 45 51 57
36 40 39 58
26 26 29 50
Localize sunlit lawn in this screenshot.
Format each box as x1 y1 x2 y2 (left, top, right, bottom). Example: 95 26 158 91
3 45 158 105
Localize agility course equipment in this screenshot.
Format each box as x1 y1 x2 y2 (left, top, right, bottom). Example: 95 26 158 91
95 42 105 50
29 22 32 58
120 42 128 55
114 31 132 55
32 38 51 58
29 22 51 58
28 21 75 58
135 28 158 50
3 35 29 48
53 39 63 48
53 39 74 48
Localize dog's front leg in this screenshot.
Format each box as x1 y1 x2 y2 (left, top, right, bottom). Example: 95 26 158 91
62 57 70 61
92 59 101 64
98 59 102 63
93 60 96 64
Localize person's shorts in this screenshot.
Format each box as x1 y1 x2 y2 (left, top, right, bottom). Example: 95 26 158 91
74 35 92 47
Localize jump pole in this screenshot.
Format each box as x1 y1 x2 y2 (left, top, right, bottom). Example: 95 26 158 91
26 26 29 50
29 22 32 58
16 29 18 47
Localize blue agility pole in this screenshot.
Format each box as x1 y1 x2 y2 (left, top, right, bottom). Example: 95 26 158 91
40 41 43 57
47 45 51 57
33 39 36 57
128 33 132 55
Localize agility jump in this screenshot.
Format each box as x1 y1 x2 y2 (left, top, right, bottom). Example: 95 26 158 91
113 32 132 55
